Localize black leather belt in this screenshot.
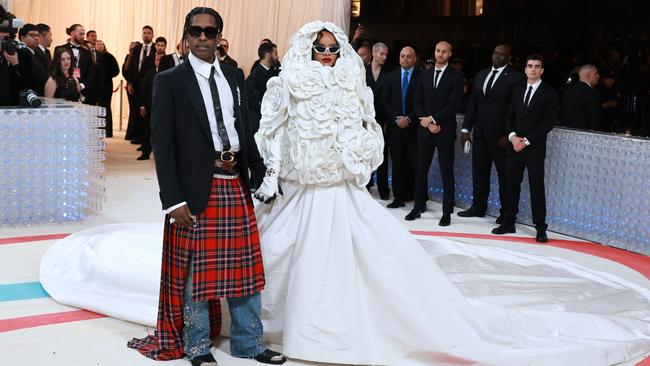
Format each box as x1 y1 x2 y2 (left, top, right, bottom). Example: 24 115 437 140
214 151 238 175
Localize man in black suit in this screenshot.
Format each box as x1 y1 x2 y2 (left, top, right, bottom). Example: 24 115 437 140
158 41 188 72
18 23 48 95
562 64 601 130
54 24 97 104
365 42 393 199
407 41 464 226
35 23 52 65
246 41 278 132
458 44 525 223
381 45 418 207
492 54 559 243
217 38 238 67
128 7 285 366
125 25 155 143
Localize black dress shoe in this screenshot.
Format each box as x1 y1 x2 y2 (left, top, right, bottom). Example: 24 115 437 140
136 146 144 151
491 224 516 235
252 349 287 364
495 215 504 225
438 214 451 226
190 353 218 366
405 209 421 221
130 139 142 145
536 228 548 243
387 200 405 208
457 207 486 218
136 153 150 160
419 205 427 213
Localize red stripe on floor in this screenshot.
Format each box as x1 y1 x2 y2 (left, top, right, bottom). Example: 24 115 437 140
0 233 70 245
0 310 106 333
639 356 650 365
411 230 650 279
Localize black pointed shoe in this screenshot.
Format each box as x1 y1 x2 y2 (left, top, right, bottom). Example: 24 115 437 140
252 349 287 365
535 226 548 243
387 200 405 208
438 214 451 226
457 207 486 218
405 209 421 221
491 224 516 235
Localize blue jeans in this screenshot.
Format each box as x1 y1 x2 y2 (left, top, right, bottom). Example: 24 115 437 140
183 255 266 359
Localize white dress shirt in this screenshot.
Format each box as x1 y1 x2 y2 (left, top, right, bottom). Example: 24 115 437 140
508 79 543 145
482 64 507 94
165 52 241 215
429 63 448 124
188 51 240 152
138 42 152 70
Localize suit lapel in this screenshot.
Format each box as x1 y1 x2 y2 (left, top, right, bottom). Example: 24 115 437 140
526 82 544 115
180 61 215 150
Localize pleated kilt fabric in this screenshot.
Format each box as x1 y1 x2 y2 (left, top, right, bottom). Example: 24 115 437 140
128 177 266 360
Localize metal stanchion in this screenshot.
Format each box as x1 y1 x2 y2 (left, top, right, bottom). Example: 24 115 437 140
118 80 124 131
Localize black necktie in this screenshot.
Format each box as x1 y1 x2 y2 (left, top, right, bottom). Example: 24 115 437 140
524 85 533 108
208 66 231 151
144 45 149 56
433 69 441 89
485 69 498 96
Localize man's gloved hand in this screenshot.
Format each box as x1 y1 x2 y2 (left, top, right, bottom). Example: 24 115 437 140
254 176 278 204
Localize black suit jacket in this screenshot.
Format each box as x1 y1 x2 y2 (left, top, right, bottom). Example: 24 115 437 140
158 53 184 72
220 54 238 68
245 63 273 132
562 81 601 130
381 67 421 137
413 67 464 141
30 48 49 95
463 65 525 140
366 63 393 124
54 43 97 101
151 59 265 214
505 82 559 158
126 43 154 88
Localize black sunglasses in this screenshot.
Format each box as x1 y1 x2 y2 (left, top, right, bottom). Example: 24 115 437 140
187 26 220 39
312 45 341 55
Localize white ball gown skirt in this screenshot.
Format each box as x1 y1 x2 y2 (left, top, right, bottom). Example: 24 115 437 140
40 180 650 365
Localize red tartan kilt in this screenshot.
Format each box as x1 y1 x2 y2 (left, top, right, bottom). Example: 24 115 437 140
128 177 265 360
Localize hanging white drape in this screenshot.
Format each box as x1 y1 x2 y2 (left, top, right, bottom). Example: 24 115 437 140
12 0 350 129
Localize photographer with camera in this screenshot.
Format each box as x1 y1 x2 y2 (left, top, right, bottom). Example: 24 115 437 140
1 11 35 106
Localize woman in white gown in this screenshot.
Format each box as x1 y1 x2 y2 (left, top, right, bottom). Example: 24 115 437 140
40 21 650 366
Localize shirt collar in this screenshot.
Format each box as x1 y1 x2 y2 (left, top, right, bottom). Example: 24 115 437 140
527 79 542 88
581 80 592 88
260 62 270 71
401 66 414 74
491 64 507 73
38 44 46 51
188 51 224 80
435 63 448 73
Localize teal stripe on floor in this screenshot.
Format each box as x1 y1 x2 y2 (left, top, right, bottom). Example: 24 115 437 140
0 282 50 302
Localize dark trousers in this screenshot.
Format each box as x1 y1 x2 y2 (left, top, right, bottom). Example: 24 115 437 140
413 138 455 214
389 132 417 202
503 153 547 227
99 94 113 138
125 89 142 141
368 133 391 198
471 137 507 214
141 116 151 156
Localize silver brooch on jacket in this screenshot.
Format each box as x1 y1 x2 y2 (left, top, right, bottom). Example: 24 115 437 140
236 86 241 107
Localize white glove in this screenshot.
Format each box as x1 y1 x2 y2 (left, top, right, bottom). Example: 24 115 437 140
254 176 278 203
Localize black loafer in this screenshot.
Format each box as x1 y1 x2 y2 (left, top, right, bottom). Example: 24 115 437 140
536 229 548 243
387 200 405 208
190 353 218 366
491 224 516 235
457 207 485 218
252 349 286 364
438 214 451 226
405 209 421 221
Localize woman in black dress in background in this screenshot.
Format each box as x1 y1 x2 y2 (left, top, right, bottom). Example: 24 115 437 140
44 47 81 101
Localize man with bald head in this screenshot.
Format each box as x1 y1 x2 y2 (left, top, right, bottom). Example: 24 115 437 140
562 64 601 130
381 46 420 208
458 44 525 223
409 41 464 226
